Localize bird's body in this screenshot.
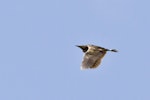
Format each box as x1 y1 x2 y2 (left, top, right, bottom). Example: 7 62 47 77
76 44 117 70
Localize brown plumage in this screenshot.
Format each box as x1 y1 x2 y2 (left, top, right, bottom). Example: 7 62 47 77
76 44 117 70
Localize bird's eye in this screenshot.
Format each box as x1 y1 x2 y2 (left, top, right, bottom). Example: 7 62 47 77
83 47 88 52
99 50 103 53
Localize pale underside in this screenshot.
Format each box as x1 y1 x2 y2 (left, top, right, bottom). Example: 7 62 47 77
81 51 106 70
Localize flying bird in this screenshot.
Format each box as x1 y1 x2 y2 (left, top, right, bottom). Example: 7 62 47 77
76 44 117 70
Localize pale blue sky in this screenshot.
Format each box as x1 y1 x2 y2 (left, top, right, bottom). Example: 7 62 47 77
0 0 150 100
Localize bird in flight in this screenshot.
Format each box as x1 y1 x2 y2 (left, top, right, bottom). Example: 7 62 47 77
76 44 118 70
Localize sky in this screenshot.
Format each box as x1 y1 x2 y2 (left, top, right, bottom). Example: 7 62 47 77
0 0 150 100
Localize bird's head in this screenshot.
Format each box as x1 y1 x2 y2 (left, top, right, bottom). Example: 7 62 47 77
76 45 88 53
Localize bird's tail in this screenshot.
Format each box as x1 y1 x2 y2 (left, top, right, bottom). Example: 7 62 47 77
106 49 118 52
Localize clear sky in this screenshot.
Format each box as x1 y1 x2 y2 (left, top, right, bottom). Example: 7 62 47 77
0 0 150 100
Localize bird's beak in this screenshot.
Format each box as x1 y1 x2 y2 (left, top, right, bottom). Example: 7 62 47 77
76 45 83 48
76 45 86 49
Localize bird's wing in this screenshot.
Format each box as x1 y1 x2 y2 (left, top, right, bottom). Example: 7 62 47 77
81 51 106 69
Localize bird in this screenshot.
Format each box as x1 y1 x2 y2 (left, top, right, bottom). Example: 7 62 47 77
76 44 118 70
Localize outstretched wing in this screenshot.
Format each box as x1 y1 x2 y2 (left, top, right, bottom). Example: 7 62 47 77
81 51 106 69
